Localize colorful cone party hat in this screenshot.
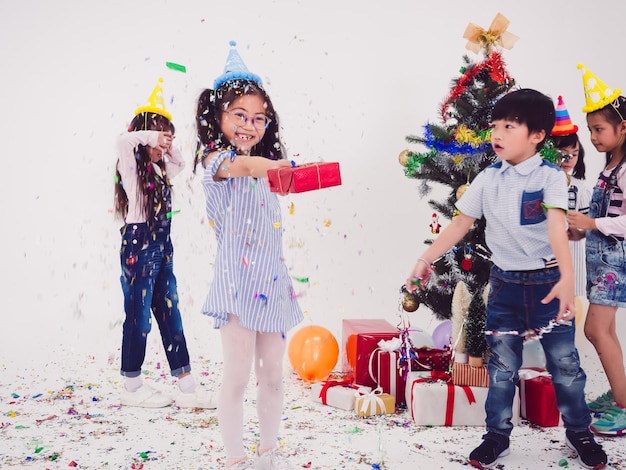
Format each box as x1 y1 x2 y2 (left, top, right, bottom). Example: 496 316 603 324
578 63 621 113
214 41 263 90
551 96 578 136
134 77 172 121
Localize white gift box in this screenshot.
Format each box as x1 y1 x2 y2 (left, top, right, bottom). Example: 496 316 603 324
311 381 371 411
405 371 520 426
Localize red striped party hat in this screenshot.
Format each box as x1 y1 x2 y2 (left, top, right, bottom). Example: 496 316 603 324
551 95 578 136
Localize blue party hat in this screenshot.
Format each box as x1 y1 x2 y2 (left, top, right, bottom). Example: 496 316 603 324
214 41 263 90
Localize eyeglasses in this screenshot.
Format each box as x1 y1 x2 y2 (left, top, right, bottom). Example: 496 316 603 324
223 111 271 130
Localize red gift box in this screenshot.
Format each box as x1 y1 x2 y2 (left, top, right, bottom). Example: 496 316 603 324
342 319 400 389
400 347 452 375
368 349 407 405
267 162 342 193
518 368 561 427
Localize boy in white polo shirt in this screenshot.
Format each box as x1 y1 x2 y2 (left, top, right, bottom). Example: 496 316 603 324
406 89 607 469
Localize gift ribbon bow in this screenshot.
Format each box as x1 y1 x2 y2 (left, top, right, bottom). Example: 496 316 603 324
518 368 551 382
463 12 519 55
357 386 387 415
377 337 402 352
318 379 354 405
410 371 476 425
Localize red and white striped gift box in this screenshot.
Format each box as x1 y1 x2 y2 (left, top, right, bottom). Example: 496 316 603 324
452 362 489 388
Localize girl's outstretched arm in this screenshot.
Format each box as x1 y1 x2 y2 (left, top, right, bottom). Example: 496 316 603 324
211 152 292 181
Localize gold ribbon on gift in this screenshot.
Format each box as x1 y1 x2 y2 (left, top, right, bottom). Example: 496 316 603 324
275 166 293 194
463 12 519 55
357 386 387 416
275 163 324 194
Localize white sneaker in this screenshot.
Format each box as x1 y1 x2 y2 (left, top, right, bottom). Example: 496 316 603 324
174 388 217 409
120 384 172 408
255 448 294 470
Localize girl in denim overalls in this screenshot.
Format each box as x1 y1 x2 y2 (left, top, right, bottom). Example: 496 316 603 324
113 79 215 409
567 84 626 435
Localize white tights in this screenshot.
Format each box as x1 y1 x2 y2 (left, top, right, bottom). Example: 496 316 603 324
218 314 285 461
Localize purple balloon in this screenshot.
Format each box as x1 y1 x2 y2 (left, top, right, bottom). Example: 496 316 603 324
432 320 452 349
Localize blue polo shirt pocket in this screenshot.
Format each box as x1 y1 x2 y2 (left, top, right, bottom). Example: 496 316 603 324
520 189 546 225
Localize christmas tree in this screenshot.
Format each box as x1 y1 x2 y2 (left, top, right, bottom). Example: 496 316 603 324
399 14 519 357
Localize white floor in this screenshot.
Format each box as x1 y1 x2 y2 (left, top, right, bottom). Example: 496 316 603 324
1 311 626 470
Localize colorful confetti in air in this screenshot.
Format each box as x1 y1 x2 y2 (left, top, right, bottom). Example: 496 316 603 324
165 62 187 73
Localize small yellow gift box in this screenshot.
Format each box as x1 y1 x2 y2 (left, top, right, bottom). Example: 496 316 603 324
355 387 395 417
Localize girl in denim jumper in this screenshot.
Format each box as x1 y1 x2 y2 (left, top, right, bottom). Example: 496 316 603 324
567 70 626 436
113 79 215 410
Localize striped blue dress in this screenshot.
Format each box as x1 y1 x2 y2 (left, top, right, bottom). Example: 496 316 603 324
201 150 303 333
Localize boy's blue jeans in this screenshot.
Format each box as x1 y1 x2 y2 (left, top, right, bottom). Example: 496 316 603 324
119 223 191 378
485 266 591 437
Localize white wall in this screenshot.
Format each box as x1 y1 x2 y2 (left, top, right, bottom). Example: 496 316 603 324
2 0 623 370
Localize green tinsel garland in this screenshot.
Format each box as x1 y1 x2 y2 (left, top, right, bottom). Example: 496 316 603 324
539 138 560 165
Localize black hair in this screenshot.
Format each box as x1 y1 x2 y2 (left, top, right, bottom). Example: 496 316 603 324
193 79 285 173
491 88 555 151
551 133 586 179
114 112 175 222
588 96 626 166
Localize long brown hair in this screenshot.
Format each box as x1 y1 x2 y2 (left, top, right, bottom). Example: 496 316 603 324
114 112 176 222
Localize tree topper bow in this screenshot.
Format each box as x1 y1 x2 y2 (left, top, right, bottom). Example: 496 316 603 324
463 12 519 55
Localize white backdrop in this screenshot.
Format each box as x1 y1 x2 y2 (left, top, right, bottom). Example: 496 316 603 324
2 0 624 372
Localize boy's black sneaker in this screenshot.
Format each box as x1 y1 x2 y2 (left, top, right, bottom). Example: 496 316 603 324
468 432 510 469
565 429 608 469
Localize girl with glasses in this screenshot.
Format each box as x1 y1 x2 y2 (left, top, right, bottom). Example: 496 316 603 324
193 42 303 469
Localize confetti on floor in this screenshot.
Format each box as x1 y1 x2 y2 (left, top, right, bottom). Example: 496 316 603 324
1 330 625 469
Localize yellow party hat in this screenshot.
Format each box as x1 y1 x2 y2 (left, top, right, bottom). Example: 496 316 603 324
577 63 621 113
134 77 172 121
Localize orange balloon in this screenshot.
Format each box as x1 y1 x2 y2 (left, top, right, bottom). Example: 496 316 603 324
288 325 339 382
